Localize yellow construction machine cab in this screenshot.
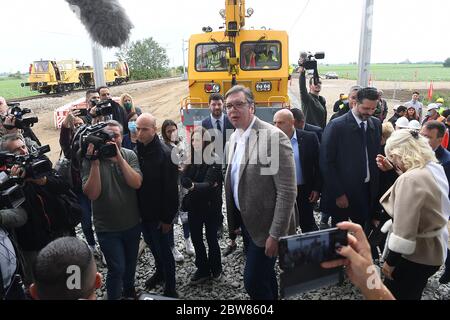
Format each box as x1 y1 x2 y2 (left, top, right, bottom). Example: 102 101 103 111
182 0 290 127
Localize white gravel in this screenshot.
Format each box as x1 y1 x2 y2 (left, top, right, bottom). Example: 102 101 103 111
77 207 450 300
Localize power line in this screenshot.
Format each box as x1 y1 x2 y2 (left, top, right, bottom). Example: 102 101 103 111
289 0 312 32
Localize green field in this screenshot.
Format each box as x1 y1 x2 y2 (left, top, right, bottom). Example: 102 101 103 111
0 77 40 100
318 64 450 82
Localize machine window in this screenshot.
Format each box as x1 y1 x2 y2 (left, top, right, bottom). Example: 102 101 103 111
241 42 281 71
195 43 233 72
34 62 49 73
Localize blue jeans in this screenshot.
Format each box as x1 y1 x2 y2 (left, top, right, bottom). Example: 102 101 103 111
142 221 176 292
242 225 278 300
77 191 96 246
168 222 190 247
188 211 222 275
96 224 141 300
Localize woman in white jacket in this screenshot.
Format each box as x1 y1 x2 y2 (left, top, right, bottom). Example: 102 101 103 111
377 129 450 300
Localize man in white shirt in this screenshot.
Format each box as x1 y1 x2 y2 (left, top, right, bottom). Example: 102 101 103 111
224 85 297 300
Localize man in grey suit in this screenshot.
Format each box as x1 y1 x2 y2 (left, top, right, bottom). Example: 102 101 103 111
224 85 297 300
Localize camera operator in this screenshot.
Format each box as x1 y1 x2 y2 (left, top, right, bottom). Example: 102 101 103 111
97 87 129 134
0 98 40 150
60 108 85 159
81 120 142 300
1 135 72 289
80 90 101 125
0 206 28 300
298 56 327 129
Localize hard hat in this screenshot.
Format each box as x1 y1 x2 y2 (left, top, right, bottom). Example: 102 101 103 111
342 95 348 100
395 117 410 129
427 103 440 111
436 98 445 103
408 120 421 131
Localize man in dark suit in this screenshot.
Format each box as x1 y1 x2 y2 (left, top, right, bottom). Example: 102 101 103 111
201 93 235 245
201 93 235 151
420 121 450 284
274 109 321 232
290 108 323 142
320 87 382 227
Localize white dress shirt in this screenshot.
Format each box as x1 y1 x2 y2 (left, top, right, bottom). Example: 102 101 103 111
230 116 257 211
351 109 370 183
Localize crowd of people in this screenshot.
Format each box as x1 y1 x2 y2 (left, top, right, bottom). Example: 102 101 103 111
0 69 449 301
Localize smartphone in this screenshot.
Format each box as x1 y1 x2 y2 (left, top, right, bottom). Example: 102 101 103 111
278 228 348 298
74 108 88 117
279 228 348 270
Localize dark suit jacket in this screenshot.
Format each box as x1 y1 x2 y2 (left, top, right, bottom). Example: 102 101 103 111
303 123 323 143
295 129 322 194
320 111 381 220
436 146 450 199
201 114 234 150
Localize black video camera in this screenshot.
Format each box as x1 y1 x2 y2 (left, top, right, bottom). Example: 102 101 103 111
80 123 118 160
299 51 325 86
0 171 25 209
14 145 52 180
7 103 39 129
92 100 114 118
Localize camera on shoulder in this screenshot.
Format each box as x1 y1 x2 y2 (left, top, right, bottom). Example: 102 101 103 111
7 103 39 129
15 145 53 180
92 99 114 118
79 123 117 160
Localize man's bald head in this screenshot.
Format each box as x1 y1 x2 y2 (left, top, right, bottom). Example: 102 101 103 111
273 109 295 138
136 113 157 145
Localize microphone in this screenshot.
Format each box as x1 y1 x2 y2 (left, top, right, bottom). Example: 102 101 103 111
65 0 133 48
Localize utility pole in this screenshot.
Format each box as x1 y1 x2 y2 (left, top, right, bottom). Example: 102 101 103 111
182 39 188 80
92 41 106 88
357 0 374 87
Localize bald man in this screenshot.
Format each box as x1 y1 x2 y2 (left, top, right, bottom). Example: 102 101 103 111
135 113 179 298
273 109 321 232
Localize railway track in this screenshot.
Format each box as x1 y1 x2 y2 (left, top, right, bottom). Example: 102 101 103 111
9 77 181 103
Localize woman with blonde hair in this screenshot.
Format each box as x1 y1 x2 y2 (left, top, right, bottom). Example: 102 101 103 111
120 93 142 116
377 129 450 299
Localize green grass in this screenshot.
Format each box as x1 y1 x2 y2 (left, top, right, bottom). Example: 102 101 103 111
0 77 40 100
318 64 450 82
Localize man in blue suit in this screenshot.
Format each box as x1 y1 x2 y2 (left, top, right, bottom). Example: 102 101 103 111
290 108 323 143
274 109 321 232
201 93 235 151
201 93 235 244
420 121 450 284
320 87 382 227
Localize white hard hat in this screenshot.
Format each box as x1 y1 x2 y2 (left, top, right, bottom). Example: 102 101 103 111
408 120 421 131
395 117 410 129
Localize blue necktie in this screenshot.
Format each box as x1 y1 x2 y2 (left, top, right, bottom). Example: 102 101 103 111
216 119 222 132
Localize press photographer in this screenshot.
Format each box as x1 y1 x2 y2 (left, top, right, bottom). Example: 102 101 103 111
0 102 41 147
81 120 142 300
96 86 129 134
0 135 74 289
0 166 27 300
298 52 327 129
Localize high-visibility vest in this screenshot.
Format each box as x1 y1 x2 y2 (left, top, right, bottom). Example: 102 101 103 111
442 129 449 149
208 51 223 70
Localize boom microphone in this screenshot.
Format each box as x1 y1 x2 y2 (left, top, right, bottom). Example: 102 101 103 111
65 0 133 48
